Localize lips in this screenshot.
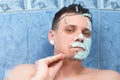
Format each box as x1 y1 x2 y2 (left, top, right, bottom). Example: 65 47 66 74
71 42 86 51
74 46 85 51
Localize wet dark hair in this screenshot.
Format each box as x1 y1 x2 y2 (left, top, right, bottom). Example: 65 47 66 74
52 4 92 31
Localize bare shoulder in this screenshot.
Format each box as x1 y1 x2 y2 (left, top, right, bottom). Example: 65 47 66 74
12 64 36 75
98 70 120 80
5 64 36 80
85 68 120 80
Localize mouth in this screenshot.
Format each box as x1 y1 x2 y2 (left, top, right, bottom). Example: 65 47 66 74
71 42 86 53
73 46 85 52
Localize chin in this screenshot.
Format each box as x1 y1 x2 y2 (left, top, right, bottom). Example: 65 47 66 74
65 56 78 61
73 58 83 61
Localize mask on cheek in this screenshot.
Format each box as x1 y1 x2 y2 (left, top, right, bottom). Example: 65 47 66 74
71 34 92 60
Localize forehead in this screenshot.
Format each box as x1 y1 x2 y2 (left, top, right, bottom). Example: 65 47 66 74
58 13 91 28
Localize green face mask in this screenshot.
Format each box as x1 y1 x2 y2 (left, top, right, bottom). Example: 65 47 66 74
71 20 92 60
72 38 91 60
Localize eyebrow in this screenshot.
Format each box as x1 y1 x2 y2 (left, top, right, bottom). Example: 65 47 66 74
64 24 78 28
64 25 92 32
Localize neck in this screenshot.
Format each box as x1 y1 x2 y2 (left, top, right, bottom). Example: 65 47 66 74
55 58 85 79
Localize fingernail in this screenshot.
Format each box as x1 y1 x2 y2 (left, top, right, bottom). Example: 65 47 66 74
59 53 63 55
61 54 65 58
59 53 65 58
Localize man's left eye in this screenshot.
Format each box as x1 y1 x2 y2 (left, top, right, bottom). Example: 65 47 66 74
82 29 91 38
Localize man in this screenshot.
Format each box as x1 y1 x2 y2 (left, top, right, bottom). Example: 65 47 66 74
5 4 120 80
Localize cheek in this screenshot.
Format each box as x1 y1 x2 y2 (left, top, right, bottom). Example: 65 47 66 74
54 34 73 49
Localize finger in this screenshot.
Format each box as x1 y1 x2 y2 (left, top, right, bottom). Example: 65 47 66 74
45 53 65 65
36 53 65 65
49 60 64 79
49 60 63 73
34 61 49 79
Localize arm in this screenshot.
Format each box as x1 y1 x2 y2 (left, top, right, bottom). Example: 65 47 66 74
4 64 36 80
5 53 65 80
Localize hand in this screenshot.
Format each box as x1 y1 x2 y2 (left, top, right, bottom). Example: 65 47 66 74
32 53 65 80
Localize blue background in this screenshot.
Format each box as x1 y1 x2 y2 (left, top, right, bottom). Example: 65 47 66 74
0 0 120 79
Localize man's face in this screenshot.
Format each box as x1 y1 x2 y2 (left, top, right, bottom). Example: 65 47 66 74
51 13 92 60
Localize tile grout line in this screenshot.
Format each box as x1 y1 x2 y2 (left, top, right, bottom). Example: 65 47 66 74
26 0 30 64
97 0 101 69
0 8 120 14
98 12 101 69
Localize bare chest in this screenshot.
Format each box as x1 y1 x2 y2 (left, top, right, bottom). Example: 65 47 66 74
54 73 100 80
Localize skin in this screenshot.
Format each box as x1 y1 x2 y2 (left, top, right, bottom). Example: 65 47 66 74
5 13 120 80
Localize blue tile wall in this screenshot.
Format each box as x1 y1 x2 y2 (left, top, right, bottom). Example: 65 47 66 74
99 11 120 72
0 13 28 79
0 13 28 66
27 11 55 63
0 0 26 12
0 0 120 79
102 0 120 9
27 0 59 10
72 0 98 8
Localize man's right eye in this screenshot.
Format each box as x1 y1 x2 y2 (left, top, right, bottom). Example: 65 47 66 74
64 25 76 33
66 28 74 33
67 29 73 32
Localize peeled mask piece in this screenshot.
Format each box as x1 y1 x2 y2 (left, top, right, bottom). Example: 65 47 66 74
71 38 91 60
75 5 91 19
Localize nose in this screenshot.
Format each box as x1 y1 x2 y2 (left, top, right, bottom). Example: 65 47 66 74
74 34 84 43
75 37 84 43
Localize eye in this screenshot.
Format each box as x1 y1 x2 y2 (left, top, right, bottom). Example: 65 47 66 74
82 28 91 38
65 26 75 33
66 29 74 32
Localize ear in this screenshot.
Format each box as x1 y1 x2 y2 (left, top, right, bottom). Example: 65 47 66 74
48 30 55 45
